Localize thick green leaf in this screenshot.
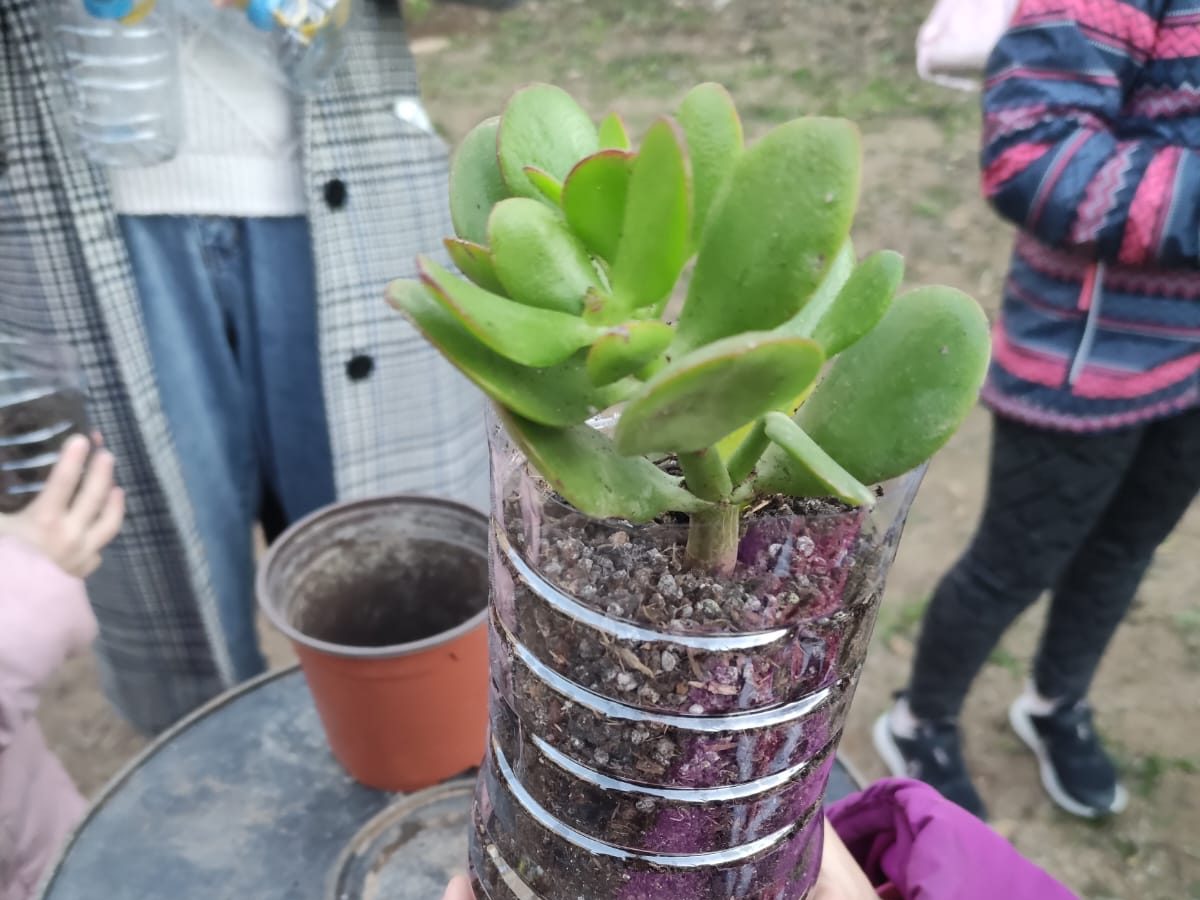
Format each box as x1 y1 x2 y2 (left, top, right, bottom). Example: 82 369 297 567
674 117 862 355
524 166 563 206
418 257 601 366
615 332 825 455
562 150 633 262
487 198 600 315
774 239 855 339
761 412 875 506
444 238 505 295
677 83 743 247
609 119 692 317
598 112 632 150
757 286 990 492
499 409 711 522
387 280 621 427
449 117 509 245
586 320 675 386
498 84 599 201
783 249 903 356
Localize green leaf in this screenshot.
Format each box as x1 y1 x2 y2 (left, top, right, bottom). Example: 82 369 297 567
615 332 825 455
449 117 510 246
609 118 692 317
761 412 875 506
387 280 621 427
674 117 862 355
598 111 632 150
586 320 675 386
757 286 990 491
783 249 903 357
444 238 505 295
677 83 743 247
499 409 711 522
418 257 601 367
487 197 601 315
773 239 855 338
498 84 599 201
523 166 563 206
562 150 634 262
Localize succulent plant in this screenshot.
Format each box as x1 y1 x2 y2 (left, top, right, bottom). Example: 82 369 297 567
388 82 990 574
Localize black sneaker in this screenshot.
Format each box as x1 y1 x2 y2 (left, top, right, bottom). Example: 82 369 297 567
873 704 988 820
1009 693 1128 818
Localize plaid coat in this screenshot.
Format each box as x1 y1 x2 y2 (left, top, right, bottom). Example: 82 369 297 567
0 0 488 732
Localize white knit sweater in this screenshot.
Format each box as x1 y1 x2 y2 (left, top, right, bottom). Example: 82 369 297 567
107 21 306 218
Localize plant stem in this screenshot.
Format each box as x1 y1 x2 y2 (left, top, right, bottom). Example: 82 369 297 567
679 449 739 573
686 504 740 575
726 419 770 485
678 449 732 501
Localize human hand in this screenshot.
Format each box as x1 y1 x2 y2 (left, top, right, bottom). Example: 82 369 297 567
441 875 473 900
813 817 878 900
0 434 125 578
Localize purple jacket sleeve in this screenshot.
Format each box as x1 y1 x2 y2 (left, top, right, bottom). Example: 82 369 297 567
981 0 1200 268
827 778 1079 899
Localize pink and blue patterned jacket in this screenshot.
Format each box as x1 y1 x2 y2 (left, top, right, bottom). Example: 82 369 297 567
982 0 1200 431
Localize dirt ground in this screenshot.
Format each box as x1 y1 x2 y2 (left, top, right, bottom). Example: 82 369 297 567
39 1 1200 898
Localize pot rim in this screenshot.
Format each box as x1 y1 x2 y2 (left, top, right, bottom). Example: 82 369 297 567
256 493 489 661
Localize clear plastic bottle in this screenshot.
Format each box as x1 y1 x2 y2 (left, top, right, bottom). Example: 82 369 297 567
181 0 355 94
41 0 183 168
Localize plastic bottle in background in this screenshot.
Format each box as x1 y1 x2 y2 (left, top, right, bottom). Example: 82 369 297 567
41 0 183 168
181 0 355 95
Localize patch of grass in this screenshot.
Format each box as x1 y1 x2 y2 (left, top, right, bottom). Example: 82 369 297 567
877 595 931 645
1175 607 1200 632
603 52 696 95
1122 754 1200 798
1189 881 1200 900
987 645 1022 678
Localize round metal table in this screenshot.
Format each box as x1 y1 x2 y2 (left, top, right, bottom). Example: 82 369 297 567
40 666 864 899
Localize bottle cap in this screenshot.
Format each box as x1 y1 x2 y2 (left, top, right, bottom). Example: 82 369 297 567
83 0 136 19
245 0 283 30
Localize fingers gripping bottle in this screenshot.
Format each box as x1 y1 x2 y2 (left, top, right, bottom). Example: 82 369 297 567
42 0 183 167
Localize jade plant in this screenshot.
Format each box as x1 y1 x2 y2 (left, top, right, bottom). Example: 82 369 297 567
388 82 990 574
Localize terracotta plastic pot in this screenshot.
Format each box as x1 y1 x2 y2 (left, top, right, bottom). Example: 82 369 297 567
258 495 489 792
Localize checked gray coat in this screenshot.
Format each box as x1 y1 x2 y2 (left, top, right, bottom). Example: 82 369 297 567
0 0 488 732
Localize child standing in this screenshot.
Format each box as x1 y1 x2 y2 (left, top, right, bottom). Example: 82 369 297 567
0 436 124 899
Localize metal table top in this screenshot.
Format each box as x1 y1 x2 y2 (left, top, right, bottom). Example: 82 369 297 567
40 666 863 899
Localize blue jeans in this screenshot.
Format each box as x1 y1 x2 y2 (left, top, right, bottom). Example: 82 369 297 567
119 215 337 681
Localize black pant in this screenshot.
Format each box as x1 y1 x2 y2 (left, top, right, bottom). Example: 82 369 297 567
908 409 1200 721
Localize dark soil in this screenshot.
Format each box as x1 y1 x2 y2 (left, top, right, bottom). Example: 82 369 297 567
292 538 488 647
472 475 903 899
0 388 89 513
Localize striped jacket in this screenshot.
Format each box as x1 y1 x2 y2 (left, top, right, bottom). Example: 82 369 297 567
982 0 1200 431
1 0 488 732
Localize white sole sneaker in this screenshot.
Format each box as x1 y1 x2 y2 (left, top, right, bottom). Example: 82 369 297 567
1008 695 1129 819
872 712 912 779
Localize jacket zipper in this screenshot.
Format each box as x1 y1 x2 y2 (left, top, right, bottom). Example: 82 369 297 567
1068 261 1105 387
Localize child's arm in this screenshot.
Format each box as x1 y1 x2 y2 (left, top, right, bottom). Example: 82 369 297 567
0 437 124 748
980 0 1200 268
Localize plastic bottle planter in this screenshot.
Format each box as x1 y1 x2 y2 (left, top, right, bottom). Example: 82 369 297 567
471 418 924 900
0 337 90 514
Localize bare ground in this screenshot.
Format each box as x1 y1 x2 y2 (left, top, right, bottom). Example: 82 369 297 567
40 2 1200 897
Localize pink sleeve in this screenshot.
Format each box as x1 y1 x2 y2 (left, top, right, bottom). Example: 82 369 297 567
0 539 97 750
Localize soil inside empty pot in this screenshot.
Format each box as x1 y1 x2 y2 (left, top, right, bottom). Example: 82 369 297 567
290 538 489 648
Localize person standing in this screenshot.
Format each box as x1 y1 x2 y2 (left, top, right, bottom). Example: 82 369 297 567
0 0 488 733
874 0 1200 820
